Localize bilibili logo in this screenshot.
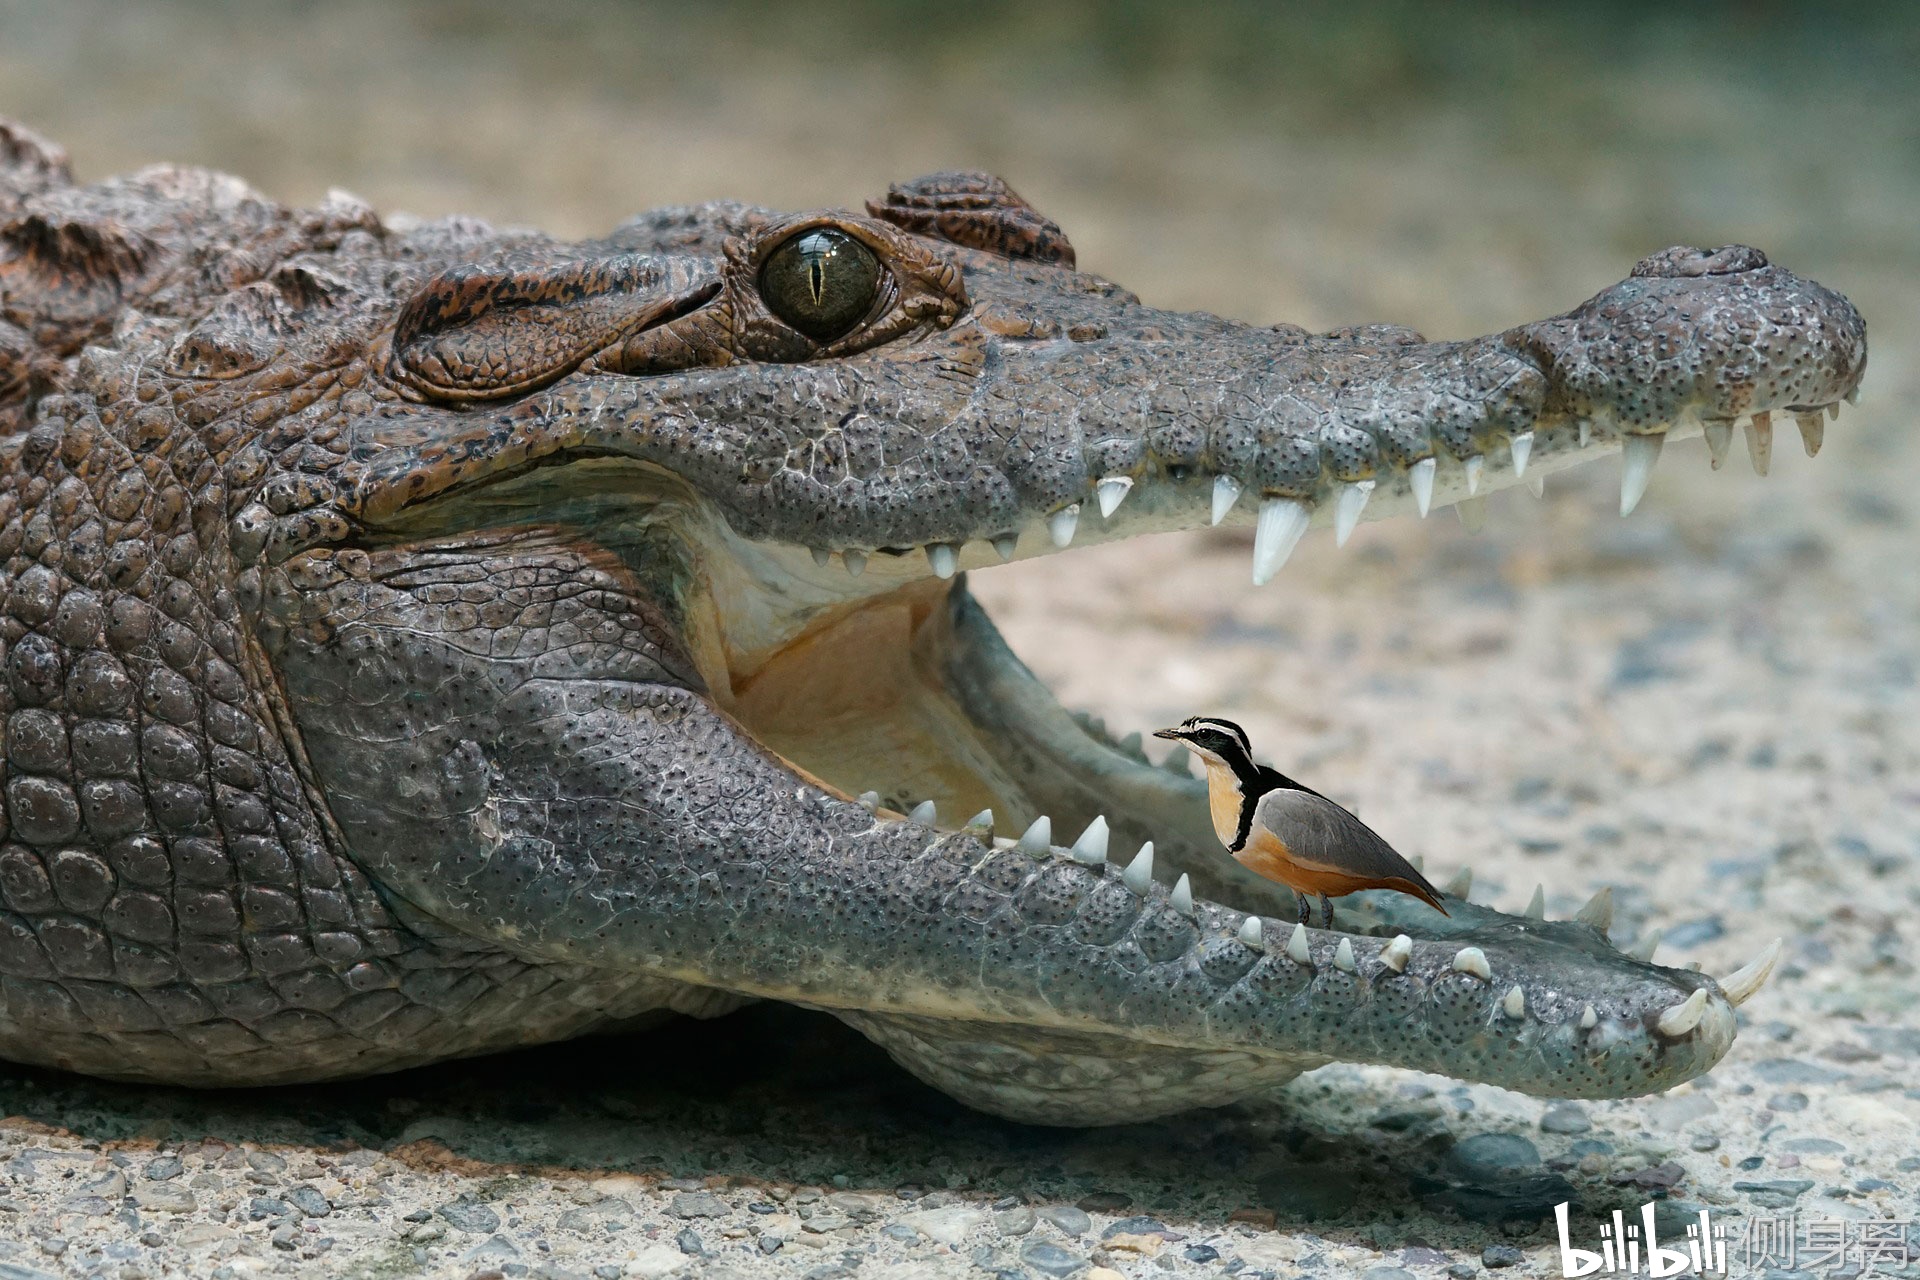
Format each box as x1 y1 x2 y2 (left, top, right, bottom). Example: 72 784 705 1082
1555 1203 1727 1277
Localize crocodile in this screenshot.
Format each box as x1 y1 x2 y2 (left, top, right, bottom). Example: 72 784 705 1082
0 119 1864 1125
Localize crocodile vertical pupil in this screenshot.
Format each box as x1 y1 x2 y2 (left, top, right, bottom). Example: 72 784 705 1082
760 228 881 342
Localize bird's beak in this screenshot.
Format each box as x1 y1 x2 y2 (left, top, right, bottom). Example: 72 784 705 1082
1152 728 1182 741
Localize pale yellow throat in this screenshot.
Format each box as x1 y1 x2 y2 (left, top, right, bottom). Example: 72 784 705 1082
1202 758 1245 849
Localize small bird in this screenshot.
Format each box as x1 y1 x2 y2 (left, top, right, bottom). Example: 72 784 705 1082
1154 715 1450 928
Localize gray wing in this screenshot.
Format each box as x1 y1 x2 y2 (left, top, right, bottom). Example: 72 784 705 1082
1251 788 1428 884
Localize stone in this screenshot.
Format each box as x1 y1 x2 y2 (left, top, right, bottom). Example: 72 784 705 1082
143 1156 184 1182
1019 1240 1088 1277
669 1192 729 1219
131 1184 196 1214
1733 1179 1814 1209
995 1205 1036 1236
286 1185 331 1217
1364 1268 1417 1280
1538 1104 1590 1134
1481 1244 1526 1268
1076 1191 1131 1213
437 1200 501 1234
1444 1133 1541 1180
1766 1091 1809 1112
1040 1205 1092 1236
900 1206 987 1246
626 1242 690 1278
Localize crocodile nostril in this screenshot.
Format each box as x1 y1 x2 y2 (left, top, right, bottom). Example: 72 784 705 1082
1630 244 1770 279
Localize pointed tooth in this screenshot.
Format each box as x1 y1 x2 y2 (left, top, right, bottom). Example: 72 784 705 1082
1717 938 1782 1007
1578 419 1592 448
1048 504 1080 548
1703 419 1733 470
1455 495 1486 533
1121 841 1155 895
992 533 1018 562
1509 432 1534 479
1501 985 1526 1019
1410 457 1436 517
964 809 994 836
1334 938 1356 972
908 800 937 827
843 549 867 577
810 546 832 568
1286 923 1312 966
1744 414 1773 476
1830 399 1844 416
926 543 958 579
1210 474 1243 526
1619 434 1663 516
1794 412 1824 457
1169 873 1194 916
1631 928 1663 963
1443 867 1472 900
1451 946 1491 980
1014 816 1052 857
1524 885 1546 920
1655 987 1710 1037
1380 933 1412 974
1159 745 1192 776
1574 886 1614 932
1069 815 1110 864
1525 469 1545 498
1095 475 1134 518
857 791 881 812
1237 916 1264 950
1579 1003 1598 1030
1251 497 1311 586
1464 454 1484 496
1333 480 1374 547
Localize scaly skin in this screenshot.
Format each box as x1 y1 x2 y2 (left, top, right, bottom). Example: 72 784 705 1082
0 122 1864 1123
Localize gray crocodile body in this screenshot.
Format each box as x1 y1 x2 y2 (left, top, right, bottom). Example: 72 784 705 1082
0 120 1864 1123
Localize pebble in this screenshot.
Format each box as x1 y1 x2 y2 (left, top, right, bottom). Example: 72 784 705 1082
130 1184 196 1214
1733 1178 1815 1208
143 1156 183 1182
1185 1244 1220 1263
901 1206 987 1245
669 1191 730 1218
436 1200 501 1233
626 1241 691 1278
1481 1244 1526 1268
1364 1268 1417 1280
285 1185 331 1217
1041 1205 1092 1236
1077 1191 1132 1212
1539 1104 1591 1134
1020 1239 1088 1276
1767 1091 1810 1112
1445 1133 1542 1179
996 1205 1037 1236
1446 1265 1478 1280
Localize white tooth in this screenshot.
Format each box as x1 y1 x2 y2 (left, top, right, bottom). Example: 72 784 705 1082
843 549 867 577
926 543 958 579
1579 1004 1598 1030
1170 873 1194 916
908 800 937 826
964 809 994 835
1574 886 1613 932
1525 470 1545 498
1238 916 1264 950
1655 988 1709 1037
1455 496 1486 533
1048 504 1080 548
1451 946 1491 980
1015 815 1052 856
1210 474 1243 526
1464 454 1484 496
992 533 1018 562
1717 938 1783 1007
1380 933 1412 973
1122 841 1155 894
1159 745 1192 776
1620 434 1663 516
1830 399 1844 416
1410 457 1436 517
811 546 832 568
1444 867 1472 900
1070 815 1110 864
1578 419 1592 448
1744 414 1773 476
1286 923 1312 966
1334 480 1374 547
1095 475 1134 518
1703 419 1733 470
1795 412 1824 457
1509 432 1534 479
1524 885 1546 920
1501 985 1526 1019
1251 497 1311 586
857 791 880 811
1334 938 1356 972
1631 928 1663 963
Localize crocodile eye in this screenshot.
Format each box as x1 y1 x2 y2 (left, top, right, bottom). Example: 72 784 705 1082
759 228 882 343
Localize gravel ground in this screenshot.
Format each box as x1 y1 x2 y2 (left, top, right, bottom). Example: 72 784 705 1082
2 3 1917 1278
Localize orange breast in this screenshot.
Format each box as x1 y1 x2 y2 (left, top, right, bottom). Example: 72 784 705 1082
1233 828 1394 897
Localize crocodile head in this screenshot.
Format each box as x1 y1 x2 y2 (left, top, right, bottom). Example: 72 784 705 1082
0 138 1864 1123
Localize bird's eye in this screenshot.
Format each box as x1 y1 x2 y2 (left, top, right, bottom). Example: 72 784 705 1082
759 228 882 343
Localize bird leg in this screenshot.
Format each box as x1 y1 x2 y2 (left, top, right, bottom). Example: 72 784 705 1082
1294 891 1314 925
1318 893 1335 930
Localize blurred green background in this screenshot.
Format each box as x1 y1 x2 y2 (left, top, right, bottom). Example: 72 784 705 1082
2 0 1913 353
